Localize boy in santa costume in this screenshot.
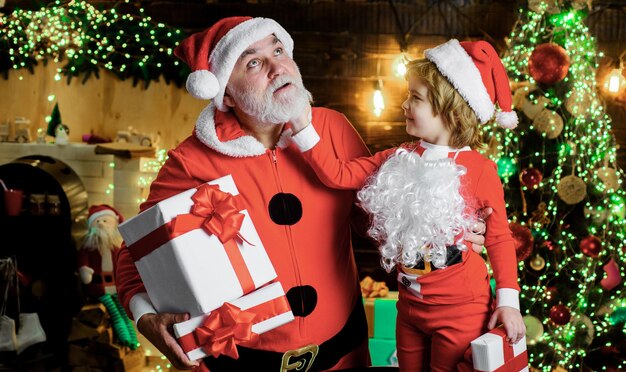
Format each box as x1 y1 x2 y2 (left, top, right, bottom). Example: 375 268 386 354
114 17 488 371
289 39 526 371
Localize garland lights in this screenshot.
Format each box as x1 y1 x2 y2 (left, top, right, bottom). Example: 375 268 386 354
0 0 188 87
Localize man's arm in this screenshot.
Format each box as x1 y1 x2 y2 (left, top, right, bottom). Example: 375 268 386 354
115 147 204 370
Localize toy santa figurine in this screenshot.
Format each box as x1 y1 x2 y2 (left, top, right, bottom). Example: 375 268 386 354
78 204 137 349
78 204 124 298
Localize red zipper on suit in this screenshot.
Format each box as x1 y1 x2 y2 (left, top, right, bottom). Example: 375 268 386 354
268 148 307 338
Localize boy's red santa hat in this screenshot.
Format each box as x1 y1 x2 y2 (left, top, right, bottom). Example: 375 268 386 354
174 16 294 112
88 204 123 226
425 39 518 129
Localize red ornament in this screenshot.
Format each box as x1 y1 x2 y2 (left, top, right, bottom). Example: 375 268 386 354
520 167 543 188
509 222 534 261
549 304 571 325
529 43 570 84
580 235 603 257
601 258 622 291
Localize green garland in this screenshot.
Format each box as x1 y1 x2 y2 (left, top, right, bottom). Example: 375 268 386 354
0 0 189 87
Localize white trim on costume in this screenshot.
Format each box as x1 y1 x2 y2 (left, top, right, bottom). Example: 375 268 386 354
129 293 157 325
291 122 320 152
496 288 520 310
424 39 495 124
194 103 293 157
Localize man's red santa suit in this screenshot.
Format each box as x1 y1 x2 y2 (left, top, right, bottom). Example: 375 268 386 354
115 17 371 371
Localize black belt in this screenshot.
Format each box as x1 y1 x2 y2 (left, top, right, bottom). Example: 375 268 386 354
408 245 463 274
203 299 368 371
91 272 114 284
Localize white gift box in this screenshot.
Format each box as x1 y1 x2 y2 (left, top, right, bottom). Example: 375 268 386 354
173 282 295 361
471 327 529 372
118 174 277 317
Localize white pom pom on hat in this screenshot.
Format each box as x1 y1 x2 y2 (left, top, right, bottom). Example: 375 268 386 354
424 39 518 129
174 16 294 112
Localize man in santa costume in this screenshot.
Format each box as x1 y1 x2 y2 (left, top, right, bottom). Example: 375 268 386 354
114 16 487 371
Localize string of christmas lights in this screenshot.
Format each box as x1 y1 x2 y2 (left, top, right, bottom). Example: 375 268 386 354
0 0 188 87
482 2 626 370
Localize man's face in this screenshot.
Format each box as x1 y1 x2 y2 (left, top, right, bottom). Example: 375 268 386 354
225 34 312 125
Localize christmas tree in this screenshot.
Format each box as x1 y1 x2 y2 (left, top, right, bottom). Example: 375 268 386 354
482 1 626 370
46 102 62 137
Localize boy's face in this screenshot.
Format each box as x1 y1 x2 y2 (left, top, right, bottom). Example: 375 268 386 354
401 75 449 145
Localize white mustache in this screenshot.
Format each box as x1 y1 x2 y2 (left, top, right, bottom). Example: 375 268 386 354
269 76 300 93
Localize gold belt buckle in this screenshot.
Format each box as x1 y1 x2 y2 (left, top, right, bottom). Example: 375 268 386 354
406 261 432 276
280 344 319 372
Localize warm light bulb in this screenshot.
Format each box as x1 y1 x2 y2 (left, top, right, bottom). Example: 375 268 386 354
392 54 408 78
605 68 625 94
373 89 384 117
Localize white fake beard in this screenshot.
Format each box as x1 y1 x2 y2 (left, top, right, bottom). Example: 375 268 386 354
357 148 473 272
82 224 123 256
232 73 313 127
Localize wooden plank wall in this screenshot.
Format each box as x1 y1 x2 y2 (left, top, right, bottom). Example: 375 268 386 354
0 1 624 162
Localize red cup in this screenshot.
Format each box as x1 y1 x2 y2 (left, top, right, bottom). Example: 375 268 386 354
4 189 24 216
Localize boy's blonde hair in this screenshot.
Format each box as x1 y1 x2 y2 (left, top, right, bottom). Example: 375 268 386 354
406 58 484 149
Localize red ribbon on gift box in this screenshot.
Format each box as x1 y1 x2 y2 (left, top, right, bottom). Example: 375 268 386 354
490 351 528 372
178 293 291 358
474 327 529 372
127 184 256 294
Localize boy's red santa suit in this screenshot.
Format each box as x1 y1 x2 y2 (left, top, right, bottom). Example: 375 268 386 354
78 204 124 298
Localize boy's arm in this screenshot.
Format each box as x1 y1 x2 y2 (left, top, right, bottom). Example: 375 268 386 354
476 160 520 309
292 121 395 190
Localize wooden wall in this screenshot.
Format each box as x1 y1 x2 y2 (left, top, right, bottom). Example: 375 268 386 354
0 62 205 150
0 1 624 160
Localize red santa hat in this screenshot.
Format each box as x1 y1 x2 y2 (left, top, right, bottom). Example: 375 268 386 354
424 39 518 129
174 16 294 112
88 204 123 226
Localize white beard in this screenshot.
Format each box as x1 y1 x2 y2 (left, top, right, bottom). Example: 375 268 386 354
231 73 313 127
357 148 473 272
82 224 123 256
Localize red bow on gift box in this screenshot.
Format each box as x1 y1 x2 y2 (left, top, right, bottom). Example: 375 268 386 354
174 184 246 244
194 302 259 359
128 183 257 294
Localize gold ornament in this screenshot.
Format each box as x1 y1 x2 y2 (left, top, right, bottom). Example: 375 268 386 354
522 96 551 120
557 175 587 205
571 314 594 346
528 0 561 13
530 254 546 271
565 89 591 116
572 0 592 10
524 315 544 345
533 109 564 139
528 202 551 229
584 205 609 224
512 85 531 109
552 367 568 372
596 166 620 191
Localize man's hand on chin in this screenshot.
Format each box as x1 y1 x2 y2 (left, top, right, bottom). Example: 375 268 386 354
289 104 312 134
